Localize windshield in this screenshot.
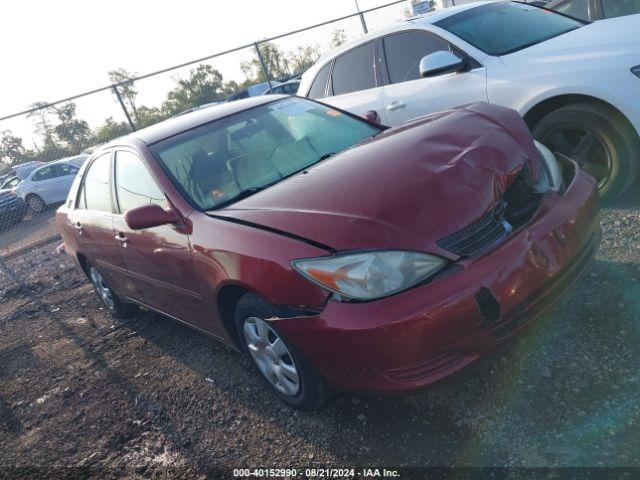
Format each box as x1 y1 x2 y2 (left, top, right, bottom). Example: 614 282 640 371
150 98 380 210
0 176 21 189
435 2 584 56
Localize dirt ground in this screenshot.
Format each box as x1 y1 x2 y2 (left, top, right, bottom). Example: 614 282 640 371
1 187 639 478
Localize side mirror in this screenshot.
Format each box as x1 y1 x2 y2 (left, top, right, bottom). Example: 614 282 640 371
419 51 466 78
125 204 179 230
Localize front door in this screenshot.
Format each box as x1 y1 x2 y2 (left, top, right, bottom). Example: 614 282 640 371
379 31 488 126
111 149 206 329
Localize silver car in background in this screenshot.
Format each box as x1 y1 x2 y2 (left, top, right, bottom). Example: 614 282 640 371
15 159 80 212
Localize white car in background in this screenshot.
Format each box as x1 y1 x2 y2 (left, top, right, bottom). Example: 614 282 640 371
15 159 80 212
298 1 640 202
64 153 89 168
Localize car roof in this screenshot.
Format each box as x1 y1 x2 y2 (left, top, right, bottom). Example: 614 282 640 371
117 95 286 146
48 158 77 167
300 1 496 86
29 158 76 175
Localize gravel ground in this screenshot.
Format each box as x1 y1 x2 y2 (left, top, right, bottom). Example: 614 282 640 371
0 209 57 257
0 186 639 478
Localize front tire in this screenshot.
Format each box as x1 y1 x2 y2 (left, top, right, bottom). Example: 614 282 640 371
234 293 329 411
88 264 138 319
532 102 640 204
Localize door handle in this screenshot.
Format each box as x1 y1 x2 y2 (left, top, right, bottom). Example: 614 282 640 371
73 222 83 234
115 233 128 247
387 101 406 112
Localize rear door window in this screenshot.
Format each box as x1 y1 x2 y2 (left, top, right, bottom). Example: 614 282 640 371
56 164 79 177
80 153 112 212
331 42 376 96
114 151 165 213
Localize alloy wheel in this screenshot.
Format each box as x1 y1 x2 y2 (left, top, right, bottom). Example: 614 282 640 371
243 316 300 396
28 195 44 213
89 267 115 310
541 126 613 191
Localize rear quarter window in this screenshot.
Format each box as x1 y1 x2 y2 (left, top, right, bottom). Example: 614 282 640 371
307 62 332 99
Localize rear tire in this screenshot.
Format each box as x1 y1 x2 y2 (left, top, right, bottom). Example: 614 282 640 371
26 194 45 213
532 102 640 205
88 264 138 319
234 293 329 411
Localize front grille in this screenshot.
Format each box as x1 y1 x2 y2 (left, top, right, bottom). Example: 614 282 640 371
436 201 510 257
437 168 541 258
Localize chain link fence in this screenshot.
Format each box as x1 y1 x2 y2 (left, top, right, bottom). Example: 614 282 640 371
0 0 407 256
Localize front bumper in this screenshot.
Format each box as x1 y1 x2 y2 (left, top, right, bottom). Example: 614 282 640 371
275 165 601 393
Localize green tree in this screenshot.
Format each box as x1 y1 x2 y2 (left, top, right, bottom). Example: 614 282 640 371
288 45 322 75
54 102 90 149
162 64 233 116
90 117 131 145
0 130 27 167
136 105 167 128
241 42 291 82
330 28 348 49
27 102 57 150
109 68 140 126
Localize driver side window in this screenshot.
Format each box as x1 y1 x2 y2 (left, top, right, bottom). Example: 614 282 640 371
554 0 590 21
382 31 452 84
114 151 165 213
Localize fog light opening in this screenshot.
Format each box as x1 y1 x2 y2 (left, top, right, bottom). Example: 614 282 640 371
476 287 501 327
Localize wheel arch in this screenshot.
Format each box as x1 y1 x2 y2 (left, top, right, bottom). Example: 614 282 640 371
522 94 640 144
216 283 252 349
24 192 41 201
76 252 90 279
215 281 323 350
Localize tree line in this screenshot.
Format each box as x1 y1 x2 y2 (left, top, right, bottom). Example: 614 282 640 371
0 31 347 175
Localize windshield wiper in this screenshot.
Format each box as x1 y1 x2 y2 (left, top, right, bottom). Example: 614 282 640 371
316 152 335 162
209 153 336 211
210 186 266 210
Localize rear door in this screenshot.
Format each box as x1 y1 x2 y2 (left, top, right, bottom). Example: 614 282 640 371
322 41 388 123
111 149 206 328
380 30 488 126
70 152 133 298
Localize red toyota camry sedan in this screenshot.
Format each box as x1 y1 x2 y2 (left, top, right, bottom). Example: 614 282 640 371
57 96 600 410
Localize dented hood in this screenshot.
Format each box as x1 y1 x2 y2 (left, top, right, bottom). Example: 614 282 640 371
213 103 540 258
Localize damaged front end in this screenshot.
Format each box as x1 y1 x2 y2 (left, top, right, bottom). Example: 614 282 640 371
437 140 571 259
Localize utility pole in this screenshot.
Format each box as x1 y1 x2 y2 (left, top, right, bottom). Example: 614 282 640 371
255 42 274 91
112 86 136 131
354 0 368 34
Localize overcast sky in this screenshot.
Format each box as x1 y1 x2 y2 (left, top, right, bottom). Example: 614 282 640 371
1 0 407 139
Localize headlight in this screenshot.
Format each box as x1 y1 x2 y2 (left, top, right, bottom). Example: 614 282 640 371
292 250 446 301
534 140 563 192
632 65 640 79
